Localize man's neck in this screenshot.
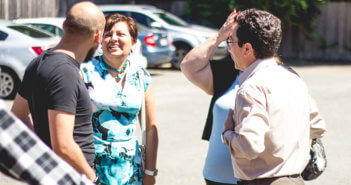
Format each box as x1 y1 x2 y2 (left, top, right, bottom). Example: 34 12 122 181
54 36 91 63
241 57 257 71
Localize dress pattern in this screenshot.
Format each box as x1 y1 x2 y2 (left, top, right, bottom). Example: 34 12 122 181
80 57 151 185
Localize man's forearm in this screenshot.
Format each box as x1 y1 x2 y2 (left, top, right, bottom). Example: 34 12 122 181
53 142 96 181
48 109 96 181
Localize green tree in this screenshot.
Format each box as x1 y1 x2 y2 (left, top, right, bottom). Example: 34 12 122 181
183 0 327 35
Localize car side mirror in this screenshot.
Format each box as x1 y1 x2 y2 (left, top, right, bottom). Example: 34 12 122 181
150 22 163 29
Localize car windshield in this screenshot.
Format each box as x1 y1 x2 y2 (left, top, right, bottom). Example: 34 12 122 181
137 24 147 31
7 25 52 38
152 12 188 27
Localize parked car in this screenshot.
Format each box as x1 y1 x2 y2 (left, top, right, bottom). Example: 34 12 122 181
0 20 59 99
14 17 65 37
134 23 174 67
15 17 148 68
99 4 228 69
14 17 175 68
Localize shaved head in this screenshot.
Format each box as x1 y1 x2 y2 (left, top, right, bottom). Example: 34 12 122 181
64 1 105 35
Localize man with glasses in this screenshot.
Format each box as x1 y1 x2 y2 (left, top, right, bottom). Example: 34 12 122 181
221 9 326 185
181 8 325 185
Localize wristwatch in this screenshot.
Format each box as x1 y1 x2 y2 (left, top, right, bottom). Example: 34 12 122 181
144 169 158 176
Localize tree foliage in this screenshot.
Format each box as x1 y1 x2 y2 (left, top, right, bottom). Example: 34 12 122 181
183 0 327 34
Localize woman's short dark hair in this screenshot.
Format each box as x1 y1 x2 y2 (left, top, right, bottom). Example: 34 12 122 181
104 13 138 43
234 9 282 59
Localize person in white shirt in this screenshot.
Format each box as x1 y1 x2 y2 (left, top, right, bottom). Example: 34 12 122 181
221 9 326 185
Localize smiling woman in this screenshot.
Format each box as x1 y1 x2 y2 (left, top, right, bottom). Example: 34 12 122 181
80 13 159 185
102 21 136 66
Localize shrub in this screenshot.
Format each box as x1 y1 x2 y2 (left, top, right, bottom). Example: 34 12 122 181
183 0 327 34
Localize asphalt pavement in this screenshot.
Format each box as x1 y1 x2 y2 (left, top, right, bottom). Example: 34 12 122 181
1 64 350 185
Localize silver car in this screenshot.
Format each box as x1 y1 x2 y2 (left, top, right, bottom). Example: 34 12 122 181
0 20 59 99
99 5 228 69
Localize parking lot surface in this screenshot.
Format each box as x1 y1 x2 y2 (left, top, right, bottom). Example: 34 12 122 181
1 64 350 185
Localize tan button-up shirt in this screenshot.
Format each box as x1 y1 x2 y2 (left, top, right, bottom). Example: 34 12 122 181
222 57 326 180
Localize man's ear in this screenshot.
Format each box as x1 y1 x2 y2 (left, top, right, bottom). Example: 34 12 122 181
242 43 252 56
94 30 103 44
243 42 256 61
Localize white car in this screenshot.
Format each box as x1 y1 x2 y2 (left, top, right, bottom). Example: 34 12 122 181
0 20 59 99
14 17 65 38
99 4 228 69
14 17 149 68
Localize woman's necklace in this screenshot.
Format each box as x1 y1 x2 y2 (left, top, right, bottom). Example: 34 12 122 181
99 56 128 81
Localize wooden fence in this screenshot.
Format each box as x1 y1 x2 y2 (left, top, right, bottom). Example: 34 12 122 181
0 0 56 20
279 2 351 61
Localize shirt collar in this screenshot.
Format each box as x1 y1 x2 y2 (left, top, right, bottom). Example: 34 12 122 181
238 57 277 86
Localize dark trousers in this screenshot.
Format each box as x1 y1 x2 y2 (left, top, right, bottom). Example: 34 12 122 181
237 175 304 185
205 178 237 185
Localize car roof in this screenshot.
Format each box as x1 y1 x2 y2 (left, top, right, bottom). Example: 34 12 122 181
99 4 160 12
0 19 16 27
0 21 56 41
14 17 65 28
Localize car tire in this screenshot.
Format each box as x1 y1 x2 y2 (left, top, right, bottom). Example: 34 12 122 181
171 44 191 70
0 67 20 100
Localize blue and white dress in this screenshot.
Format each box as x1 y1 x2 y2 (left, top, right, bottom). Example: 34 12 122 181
80 56 151 185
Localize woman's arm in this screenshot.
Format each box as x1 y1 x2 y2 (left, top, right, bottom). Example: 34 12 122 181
143 84 158 185
180 11 237 95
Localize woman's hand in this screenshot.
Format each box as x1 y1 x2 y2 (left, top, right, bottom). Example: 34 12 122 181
217 9 240 43
142 174 156 185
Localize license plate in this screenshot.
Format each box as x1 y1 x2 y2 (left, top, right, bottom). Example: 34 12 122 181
160 38 168 46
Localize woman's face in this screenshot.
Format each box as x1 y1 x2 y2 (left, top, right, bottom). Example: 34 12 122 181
102 21 135 60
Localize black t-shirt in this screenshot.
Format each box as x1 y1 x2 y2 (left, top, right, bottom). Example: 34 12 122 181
202 56 239 141
18 49 94 167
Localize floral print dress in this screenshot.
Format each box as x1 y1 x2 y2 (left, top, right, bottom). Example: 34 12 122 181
80 56 151 185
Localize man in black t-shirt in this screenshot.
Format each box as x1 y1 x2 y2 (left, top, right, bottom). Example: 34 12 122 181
11 2 105 182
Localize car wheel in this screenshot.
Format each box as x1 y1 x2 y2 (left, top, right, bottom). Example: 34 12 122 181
171 44 191 70
0 67 20 100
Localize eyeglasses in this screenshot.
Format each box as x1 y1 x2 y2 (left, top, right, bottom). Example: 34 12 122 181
226 38 238 47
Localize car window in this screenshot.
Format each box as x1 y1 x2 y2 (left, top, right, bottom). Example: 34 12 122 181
103 11 156 28
0 31 8 40
30 24 63 37
104 11 130 17
152 12 188 27
7 25 52 38
130 12 156 27
137 23 148 32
